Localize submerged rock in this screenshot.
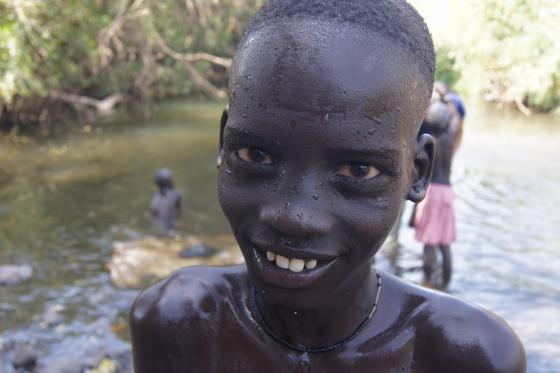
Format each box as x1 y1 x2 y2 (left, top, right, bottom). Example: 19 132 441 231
0 264 33 286
11 346 38 371
34 357 82 373
178 243 219 258
108 234 243 288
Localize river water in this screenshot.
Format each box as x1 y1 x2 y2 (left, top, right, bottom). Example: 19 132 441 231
0 101 558 372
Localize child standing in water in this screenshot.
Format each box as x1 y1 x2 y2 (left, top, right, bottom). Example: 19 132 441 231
130 1 525 372
149 168 182 230
414 101 456 289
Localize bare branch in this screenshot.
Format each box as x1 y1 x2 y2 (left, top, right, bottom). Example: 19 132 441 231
144 6 228 98
52 92 123 115
514 97 532 116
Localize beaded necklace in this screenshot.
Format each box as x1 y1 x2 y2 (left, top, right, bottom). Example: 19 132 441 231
251 272 382 353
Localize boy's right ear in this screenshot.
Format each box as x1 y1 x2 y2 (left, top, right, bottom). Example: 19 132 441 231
407 133 435 203
217 105 229 167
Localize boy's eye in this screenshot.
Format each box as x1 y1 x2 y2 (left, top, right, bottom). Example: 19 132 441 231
236 147 274 165
338 162 380 179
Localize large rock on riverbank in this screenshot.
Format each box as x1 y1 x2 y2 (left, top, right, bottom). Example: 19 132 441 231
0 264 33 286
108 234 244 288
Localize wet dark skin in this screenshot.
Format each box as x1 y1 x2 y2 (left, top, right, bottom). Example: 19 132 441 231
130 20 526 372
430 121 455 185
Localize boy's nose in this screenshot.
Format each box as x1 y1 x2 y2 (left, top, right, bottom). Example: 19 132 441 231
259 201 335 238
259 168 335 238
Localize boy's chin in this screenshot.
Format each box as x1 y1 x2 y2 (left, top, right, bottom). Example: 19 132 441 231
244 261 350 310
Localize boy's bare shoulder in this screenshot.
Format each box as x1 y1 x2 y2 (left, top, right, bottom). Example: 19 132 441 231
391 276 526 372
130 265 247 332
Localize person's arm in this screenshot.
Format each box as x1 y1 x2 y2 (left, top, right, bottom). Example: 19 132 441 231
452 116 463 154
130 269 218 373
408 204 417 227
149 196 159 217
130 287 169 373
446 95 465 153
175 193 182 218
421 297 526 373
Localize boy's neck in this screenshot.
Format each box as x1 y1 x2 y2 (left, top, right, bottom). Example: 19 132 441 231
255 266 380 350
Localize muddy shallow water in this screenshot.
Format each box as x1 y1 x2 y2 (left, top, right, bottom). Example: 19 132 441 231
0 101 559 372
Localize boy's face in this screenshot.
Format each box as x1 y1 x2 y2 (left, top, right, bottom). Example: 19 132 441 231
219 20 432 308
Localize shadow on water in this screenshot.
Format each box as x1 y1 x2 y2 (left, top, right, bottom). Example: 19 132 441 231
0 100 559 371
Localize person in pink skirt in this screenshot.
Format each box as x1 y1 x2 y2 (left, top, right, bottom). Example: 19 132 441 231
414 100 458 288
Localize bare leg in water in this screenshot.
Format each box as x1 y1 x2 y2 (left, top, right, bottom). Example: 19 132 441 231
440 244 452 289
423 245 436 286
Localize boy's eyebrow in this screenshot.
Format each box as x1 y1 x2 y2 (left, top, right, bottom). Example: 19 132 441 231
224 125 279 144
328 145 401 161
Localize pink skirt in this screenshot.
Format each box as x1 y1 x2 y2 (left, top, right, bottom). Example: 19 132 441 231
414 183 456 245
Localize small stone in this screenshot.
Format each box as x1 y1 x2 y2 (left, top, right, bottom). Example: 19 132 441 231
11 346 38 370
34 358 82 373
179 244 219 258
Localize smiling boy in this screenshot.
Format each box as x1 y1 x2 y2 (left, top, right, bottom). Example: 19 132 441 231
130 1 526 372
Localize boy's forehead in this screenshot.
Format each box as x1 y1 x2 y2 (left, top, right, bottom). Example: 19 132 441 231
231 19 427 121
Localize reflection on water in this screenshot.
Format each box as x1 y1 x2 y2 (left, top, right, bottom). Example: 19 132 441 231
1 101 559 372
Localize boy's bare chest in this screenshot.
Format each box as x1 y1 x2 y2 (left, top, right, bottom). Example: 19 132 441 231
206 314 426 373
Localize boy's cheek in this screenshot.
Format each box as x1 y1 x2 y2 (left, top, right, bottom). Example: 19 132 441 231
218 173 259 221
342 196 403 239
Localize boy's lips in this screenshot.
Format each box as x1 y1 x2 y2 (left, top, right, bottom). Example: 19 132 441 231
248 239 341 289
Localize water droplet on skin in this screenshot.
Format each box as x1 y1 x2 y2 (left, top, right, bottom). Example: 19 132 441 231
312 195 319 200
377 197 383 202
364 114 382 123
284 202 290 209
225 168 232 175
243 104 248 109
243 113 247 118
368 129 375 135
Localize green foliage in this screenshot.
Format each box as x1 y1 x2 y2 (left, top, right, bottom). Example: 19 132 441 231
435 45 461 89
413 0 560 113
0 0 264 106
1 1 110 101
474 0 560 112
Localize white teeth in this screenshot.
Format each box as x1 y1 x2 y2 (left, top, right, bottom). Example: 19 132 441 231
267 251 318 272
305 260 317 270
276 255 290 269
289 259 305 273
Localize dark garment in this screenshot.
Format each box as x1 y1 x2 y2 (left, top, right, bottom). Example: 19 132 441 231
447 92 466 119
